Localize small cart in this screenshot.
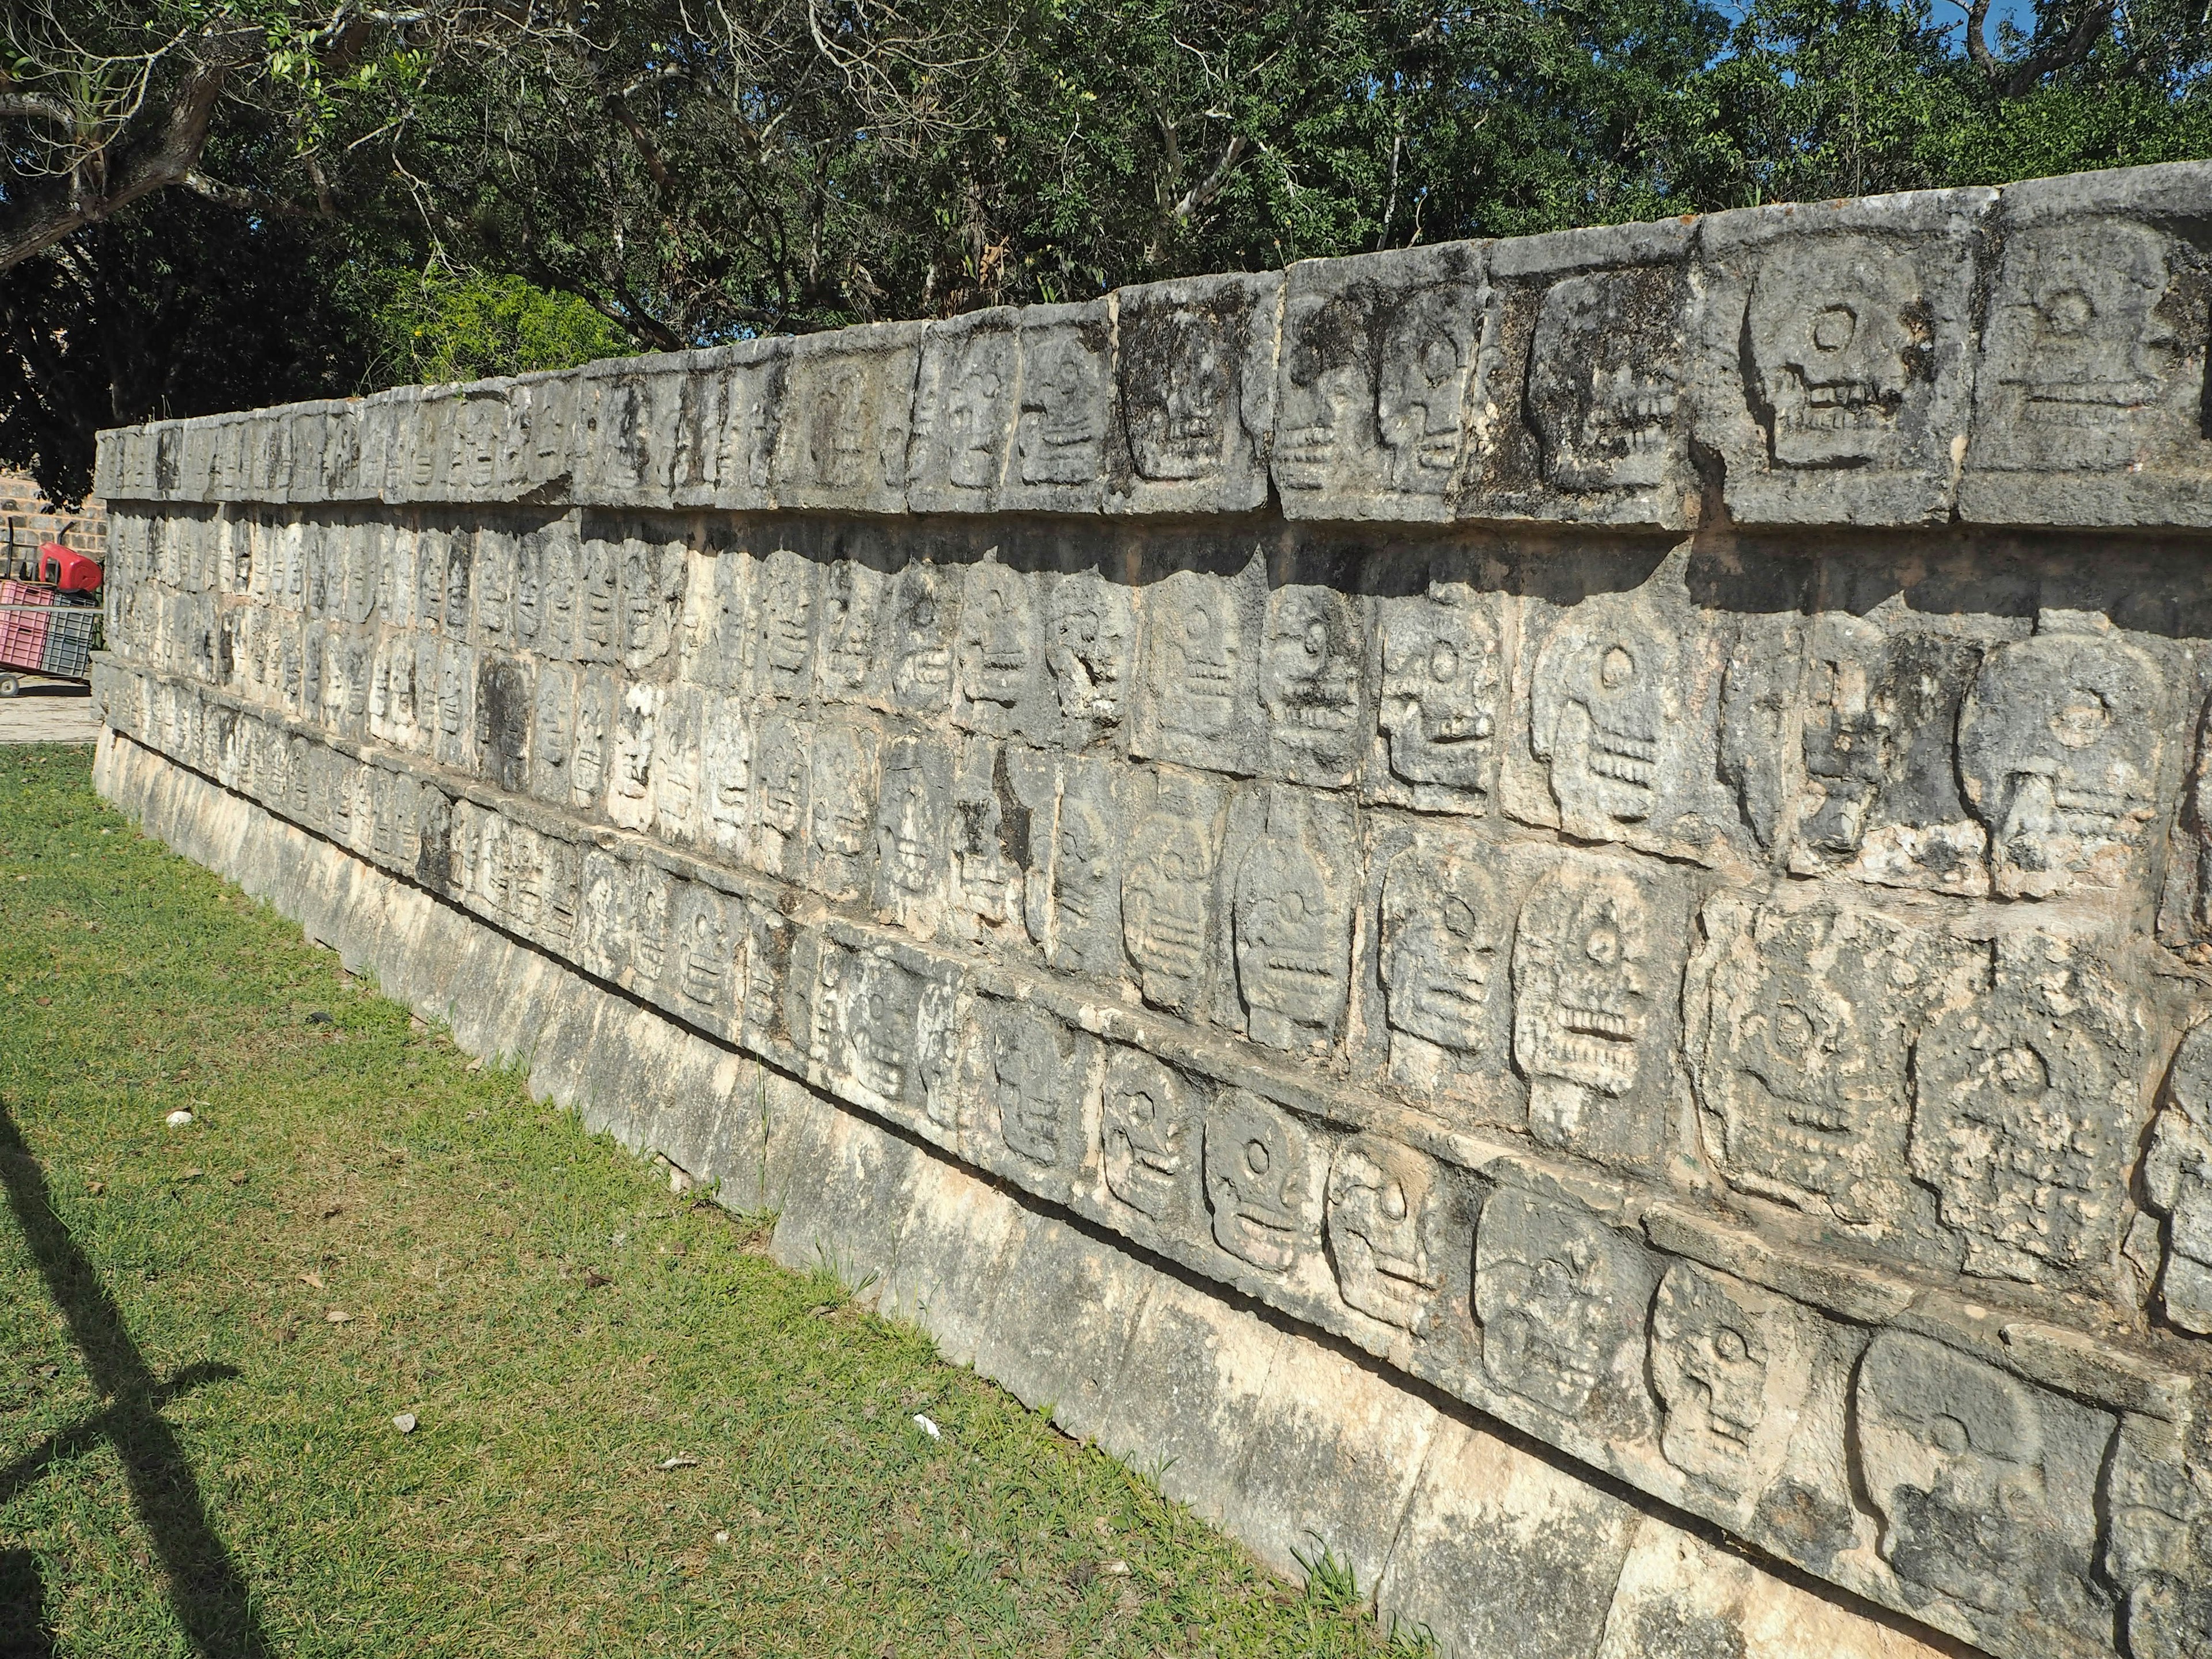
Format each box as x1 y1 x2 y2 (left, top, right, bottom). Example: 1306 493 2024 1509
0 545 103 698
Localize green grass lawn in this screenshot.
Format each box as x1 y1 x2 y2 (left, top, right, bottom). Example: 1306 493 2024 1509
0 744 1421 1658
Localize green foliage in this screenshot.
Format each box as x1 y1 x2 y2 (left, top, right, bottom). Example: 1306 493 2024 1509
372 271 632 385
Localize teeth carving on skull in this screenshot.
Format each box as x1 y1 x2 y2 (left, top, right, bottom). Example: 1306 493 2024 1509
1122 804 1215 1014
983 1003 1080 1169
1377 584 1500 800
1748 237 1929 467
1528 267 1681 493
1512 861 1656 1143
1232 800 1352 1052
1650 1261 1813 1501
1262 586 1364 777
959 563 1037 711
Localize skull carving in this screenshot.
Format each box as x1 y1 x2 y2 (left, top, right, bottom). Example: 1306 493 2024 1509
1378 585 1500 797
1748 238 1926 467
1381 849 1503 1067
1650 1263 1812 1496
1529 594 1679 834
1959 627 2166 898
1203 1094 1315 1272
960 563 1037 710
1233 808 1352 1051
1103 1048 1195 1219
985 1005 1078 1168
1262 587 1363 776
1325 1136 1440 1330
1124 306 1230 482
1513 862 1654 1101
1122 808 1214 1012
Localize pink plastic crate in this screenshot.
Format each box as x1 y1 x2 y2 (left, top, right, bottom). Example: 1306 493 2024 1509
0 579 51 674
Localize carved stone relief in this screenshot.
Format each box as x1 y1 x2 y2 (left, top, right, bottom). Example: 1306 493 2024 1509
878 561 957 716
1120 769 1225 1017
1325 1134 1442 1331
607 683 660 832
815 560 885 704
1959 619 2171 899
971 998 1091 1175
1046 758 1122 978
1910 927 2145 1284
749 548 816 700
1474 1186 1658 1433
1230 789 1355 1053
1649 1262 1815 1504
805 722 880 903
1101 1047 1199 1222
1260 585 1369 785
1003 304 1111 513
1511 856 1683 1172
1107 275 1278 514
909 312 1016 512
1131 563 1264 774
1203 1091 1320 1272
954 560 1043 732
872 736 954 935
1855 1330 2112 1647
1043 570 1132 743
1378 842 1512 1103
1369 581 1504 813
749 713 809 881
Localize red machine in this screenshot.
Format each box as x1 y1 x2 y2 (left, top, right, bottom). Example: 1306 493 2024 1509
0 544 104 695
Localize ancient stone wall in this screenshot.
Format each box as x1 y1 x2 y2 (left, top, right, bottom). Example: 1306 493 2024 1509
86 160 2212 1659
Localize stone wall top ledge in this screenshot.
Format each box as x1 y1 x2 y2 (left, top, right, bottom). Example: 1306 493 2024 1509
92 161 2212 535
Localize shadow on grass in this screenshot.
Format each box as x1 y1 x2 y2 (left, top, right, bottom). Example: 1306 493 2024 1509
0 1104 268 1658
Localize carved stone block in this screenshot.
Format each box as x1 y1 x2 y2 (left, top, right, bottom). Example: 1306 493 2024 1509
474 652 531 793
770 322 923 514
1227 787 1357 1054
669 340 785 511
697 693 752 862
1325 1134 1444 1332
651 683 704 843
1120 767 1227 1017
1043 569 1133 745
1261 584 1371 786
812 558 885 706
1911 926 2146 1285
872 735 955 935
804 720 880 904
872 559 959 717
1105 274 1280 514
1273 243 1484 522
1100 1046 1202 1225
1044 756 1124 979
1854 1330 2113 1651
1510 853 1687 1173
1374 836 1517 1109
671 882 738 1036
946 737 1052 948
1461 221 1696 528
1130 559 1267 775
1474 1186 1657 1438
748 711 810 881
964 995 1097 1185
1510 579 1738 865
1203 1091 1322 1274
952 559 1048 736
1959 616 2173 900
1963 164 2212 527
606 683 660 832
1774 615 1988 893
1649 1262 1815 1508
748 547 817 700
569 669 618 816
1695 192 1990 524
1366 578 1508 815
1692 895 1971 1241
907 309 1017 512
1001 301 1113 514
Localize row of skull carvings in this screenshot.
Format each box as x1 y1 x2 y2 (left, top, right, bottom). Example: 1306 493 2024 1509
92 165 2212 537
96 653 2212 1338
95 656 2212 1659
103 510 2205 911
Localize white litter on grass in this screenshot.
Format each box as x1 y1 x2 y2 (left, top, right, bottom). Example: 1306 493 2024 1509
912 1414 941 1440
658 1455 700 1470
713 1530 730 1544
164 1109 194 1128
392 1412 418 1434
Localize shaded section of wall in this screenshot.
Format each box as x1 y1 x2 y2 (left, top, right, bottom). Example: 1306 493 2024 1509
93 726 1965 1659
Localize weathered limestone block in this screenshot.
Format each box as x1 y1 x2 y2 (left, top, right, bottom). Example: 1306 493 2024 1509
1462 219 1698 529
1105 272 1281 514
1961 162 2212 528
1693 189 1990 527
1272 242 1486 522
770 321 922 514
